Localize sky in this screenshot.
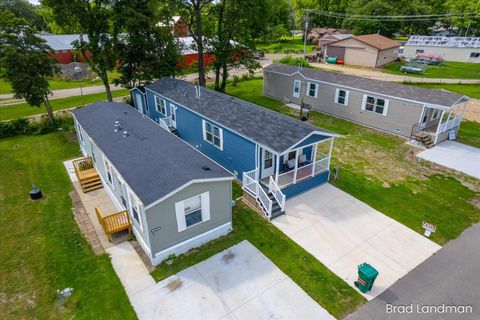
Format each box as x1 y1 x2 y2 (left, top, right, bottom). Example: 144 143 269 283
28 0 40 5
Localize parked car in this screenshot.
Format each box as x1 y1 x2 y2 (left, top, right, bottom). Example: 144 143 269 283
252 50 265 59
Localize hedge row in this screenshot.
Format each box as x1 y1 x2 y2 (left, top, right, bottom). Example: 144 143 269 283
0 116 73 138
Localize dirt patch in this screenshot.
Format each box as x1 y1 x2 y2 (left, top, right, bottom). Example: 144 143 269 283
221 250 236 264
165 278 183 292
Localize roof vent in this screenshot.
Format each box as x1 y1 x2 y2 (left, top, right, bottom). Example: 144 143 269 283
201 165 211 171
122 130 129 138
114 121 121 132
195 84 201 99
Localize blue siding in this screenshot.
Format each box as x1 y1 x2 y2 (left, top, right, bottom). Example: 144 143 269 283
282 171 329 198
291 134 329 150
146 90 169 122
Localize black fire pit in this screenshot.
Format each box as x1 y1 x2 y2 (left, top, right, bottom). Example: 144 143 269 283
30 185 42 200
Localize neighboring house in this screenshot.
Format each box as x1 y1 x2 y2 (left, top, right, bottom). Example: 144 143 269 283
324 34 400 68
38 33 89 64
263 63 470 146
401 36 480 63
307 27 351 45
72 102 234 265
131 78 339 219
176 36 216 68
157 16 189 37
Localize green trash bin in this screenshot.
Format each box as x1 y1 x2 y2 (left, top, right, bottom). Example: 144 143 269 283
354 263 379 293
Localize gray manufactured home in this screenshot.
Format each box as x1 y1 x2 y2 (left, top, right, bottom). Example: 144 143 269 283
263 63 470 146
72 102 234 265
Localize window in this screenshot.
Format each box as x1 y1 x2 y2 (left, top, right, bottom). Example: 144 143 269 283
184 195 202 227
121 196 127 209
307 82 318 98
264 150 273 169
203 120 223 150
104 160 114 188
129 194 141 225
431 109 440 120
293 80 301 98
175 192 210 232
416 49 424 54
335 89 349 105
470 52 480 58
77 123 84 143
154 95 166 114
362 95 389 116
135 94 143 112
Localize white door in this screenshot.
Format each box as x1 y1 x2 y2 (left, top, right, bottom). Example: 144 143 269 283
170 104 177 128
419 108 429 129
135 94 144 114
262 149 274 179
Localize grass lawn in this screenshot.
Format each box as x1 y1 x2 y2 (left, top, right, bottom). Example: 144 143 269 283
0 132 136 319
383 61 480 79
405 83 480 100
256 36 313 54
456 120 480 148
0 71 120 95
0 89 129 121
217 78 480 245
152 183 365 319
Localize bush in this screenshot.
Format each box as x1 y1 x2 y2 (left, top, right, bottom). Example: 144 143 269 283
232 75 240 87
277 55 311 68
0 116 73 138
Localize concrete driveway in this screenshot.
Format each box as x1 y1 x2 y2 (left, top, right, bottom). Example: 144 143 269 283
272 184 441 300
109 240 334 320
417 141 480 179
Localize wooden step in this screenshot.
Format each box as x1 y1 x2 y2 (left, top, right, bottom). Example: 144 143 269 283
80 177 103 192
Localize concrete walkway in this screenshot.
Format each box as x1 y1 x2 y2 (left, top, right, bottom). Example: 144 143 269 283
347 222 480 320
417 141 480 179
108 240 335 320
309 62 480 84
273 184 441 301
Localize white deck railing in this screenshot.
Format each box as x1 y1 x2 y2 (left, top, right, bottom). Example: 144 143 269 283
438 116 462 134
242 168 272 219
257 185 272 218
158 116 172 132
277 156 330 188
242 169 258 196
269 176 286 212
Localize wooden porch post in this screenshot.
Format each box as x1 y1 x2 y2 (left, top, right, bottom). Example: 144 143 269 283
293 149 299 184
311 142 318 177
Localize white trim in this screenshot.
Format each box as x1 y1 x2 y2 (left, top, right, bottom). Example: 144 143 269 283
265 69 462 109
334 88 349 106
129 192 144 231
293 79 301 98
132 224 151 257
144 177 234 210
152 222 232 265
154 95 167 115
306 82 318 98
283 131 338 154
362 94 389 116
202 119 224 150
97 172 124 211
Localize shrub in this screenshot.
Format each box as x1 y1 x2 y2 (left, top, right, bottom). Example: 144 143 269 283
232 75 240 87
0 116 73 138
277 55 311 68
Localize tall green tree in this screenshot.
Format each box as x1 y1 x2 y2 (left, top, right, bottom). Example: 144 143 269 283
446 0 480 34
42 0 117 101
113 0 180 88
0 0 45 31
0 11 59 122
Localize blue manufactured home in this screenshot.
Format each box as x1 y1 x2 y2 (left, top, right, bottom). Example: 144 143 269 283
132 78 338 219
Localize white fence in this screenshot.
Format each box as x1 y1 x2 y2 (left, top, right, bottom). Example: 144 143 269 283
438 116 462 133
158 116 172 132
242 168 273 219
269 176 285 212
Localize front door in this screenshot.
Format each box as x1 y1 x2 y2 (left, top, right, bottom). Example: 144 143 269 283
262 149 274 179
419 108 429 129
170 104 177 128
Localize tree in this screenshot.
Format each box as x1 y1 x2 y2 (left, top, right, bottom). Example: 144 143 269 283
179 0 213 86
0 11 59 122
0 0 45 31
446 0 480 34
42 0 117 101
113 0 180 89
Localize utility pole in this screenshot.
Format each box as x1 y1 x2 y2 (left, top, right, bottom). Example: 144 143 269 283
303 10 310 57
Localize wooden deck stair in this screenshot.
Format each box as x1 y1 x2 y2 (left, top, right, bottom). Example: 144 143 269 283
95 207 132 242
415 132 434 148
73 157 103 192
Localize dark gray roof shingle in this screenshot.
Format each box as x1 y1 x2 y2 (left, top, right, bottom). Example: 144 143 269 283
264 63 466 107
73 102 231 206
145 78 336 153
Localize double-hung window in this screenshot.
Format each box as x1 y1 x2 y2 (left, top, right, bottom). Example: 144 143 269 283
203 120 223 150
306 82 318 98
293 80 301 98
105 160 113 186
470 52 480 58
155 95 166 115
335 89 349 105
431 109 440 120
264 150 273 169
129 193 141 227
175 192 211 232
362 95 389 116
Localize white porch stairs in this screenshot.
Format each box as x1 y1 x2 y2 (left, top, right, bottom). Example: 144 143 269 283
242 169 286 220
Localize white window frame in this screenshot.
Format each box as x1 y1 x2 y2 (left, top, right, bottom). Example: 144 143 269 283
361 95 389 116
175 192 211 232
135 93 144 112
334 88 349 106
76 122 84 145
154 95 167 115
293 80 302 98
104 159 114 188
470 52 480 58
431 109 440 120
129 192 143 230
306 82 318 98
202 120 223 150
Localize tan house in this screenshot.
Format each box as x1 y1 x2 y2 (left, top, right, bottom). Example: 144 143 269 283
157 16 189 38
324 34 400 68
307 27 351 45
263 63 470 147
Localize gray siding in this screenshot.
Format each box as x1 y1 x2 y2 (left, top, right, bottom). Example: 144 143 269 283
145 180 232 255
263 73 423 137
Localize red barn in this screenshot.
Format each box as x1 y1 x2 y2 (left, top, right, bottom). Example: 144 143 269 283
38 33 89 64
